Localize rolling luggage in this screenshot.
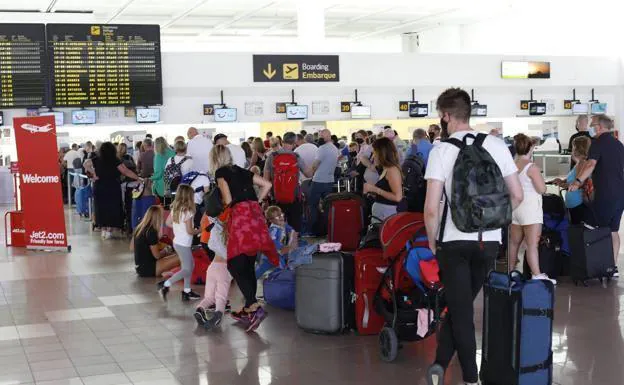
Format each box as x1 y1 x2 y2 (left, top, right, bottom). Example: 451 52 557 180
325 193 365 251
480 270 555 385
131 195 157 230
568 223 615 285
75 185 91 217
354 248 387 335
522 228 562 280
295 252 355 334
263 269 296 310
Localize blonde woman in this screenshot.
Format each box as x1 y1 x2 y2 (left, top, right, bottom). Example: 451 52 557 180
249 137 268 170
158 184 201 301
150 137 175 200
210 144 277 332
131 205 180 277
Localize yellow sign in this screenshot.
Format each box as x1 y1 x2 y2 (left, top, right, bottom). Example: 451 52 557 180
564 100 573 110
341 102 351 113
399 101 409 112
90 26 101 36
263 63 276 80
283 63 299 80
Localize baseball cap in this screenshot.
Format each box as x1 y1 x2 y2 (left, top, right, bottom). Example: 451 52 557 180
213 133 227 144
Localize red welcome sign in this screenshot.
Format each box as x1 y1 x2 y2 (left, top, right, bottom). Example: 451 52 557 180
13 115 68 250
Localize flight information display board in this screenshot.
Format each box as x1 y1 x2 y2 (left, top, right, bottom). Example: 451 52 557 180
0 24 48 108
47 24 162 107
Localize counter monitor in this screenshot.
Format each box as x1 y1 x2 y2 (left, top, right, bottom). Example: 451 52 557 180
286 105 308 120
71 109 96 124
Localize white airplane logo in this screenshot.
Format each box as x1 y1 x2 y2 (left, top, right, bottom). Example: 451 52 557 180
21 123 53 133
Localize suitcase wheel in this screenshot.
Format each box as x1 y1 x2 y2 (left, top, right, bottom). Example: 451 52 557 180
379 327 399 363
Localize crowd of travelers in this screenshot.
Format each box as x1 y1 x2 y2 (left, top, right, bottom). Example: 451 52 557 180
56 87 624 385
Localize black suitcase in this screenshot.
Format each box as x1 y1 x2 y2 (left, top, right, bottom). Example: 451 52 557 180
295 252 355 334
522 229 562 280
568 224 615 285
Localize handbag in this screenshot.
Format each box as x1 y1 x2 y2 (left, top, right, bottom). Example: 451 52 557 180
203 185 224 217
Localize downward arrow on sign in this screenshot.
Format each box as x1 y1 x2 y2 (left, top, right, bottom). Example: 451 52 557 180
263 63 276 79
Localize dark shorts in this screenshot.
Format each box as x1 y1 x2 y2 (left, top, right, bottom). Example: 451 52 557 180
592 199 624 232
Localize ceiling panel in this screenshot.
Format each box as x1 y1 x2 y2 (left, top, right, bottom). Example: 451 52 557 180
1 0 517 46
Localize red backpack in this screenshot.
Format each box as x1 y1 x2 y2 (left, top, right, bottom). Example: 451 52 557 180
272 153 299 204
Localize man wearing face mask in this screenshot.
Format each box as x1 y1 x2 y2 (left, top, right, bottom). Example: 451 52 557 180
305 129 340 235
424 88 523 385
428 124 442 144
568 115 591 170
569 115 624 278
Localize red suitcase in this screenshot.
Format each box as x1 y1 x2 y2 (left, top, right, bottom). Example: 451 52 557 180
355 248 387 335
326 193 364 251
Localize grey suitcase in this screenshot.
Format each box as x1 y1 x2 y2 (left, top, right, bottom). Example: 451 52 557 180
295 252 355 334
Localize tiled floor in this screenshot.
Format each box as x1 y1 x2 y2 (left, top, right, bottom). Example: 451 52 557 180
0 206 623 385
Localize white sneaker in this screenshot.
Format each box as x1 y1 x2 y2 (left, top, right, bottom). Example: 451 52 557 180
532 273 557 285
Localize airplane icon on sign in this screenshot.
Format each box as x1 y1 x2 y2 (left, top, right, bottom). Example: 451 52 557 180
21 123 53 133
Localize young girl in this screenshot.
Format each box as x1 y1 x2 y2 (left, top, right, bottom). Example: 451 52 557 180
131 205 180 277
157 184 201 301
194 212 232 330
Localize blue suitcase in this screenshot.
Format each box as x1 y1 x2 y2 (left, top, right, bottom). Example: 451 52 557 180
480 271 554 385
75 185 91 217
131 196 157 230
263 269 295 310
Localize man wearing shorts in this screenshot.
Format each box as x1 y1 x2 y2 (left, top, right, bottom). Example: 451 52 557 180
570 114 624 277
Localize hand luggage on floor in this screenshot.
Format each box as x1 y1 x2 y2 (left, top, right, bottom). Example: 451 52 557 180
522 228 562 280
131 195 157 230
568 223 615 285
354 248 387 335
480 270 554 385
295 252 355 334
263 269 295 310
324 193 364 251
75 185 91 217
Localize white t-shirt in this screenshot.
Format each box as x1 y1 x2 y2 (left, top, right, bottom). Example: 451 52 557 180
295 143 318 180
190 174 211 205
63 150 81 168
186 135 213 174
424 131 517 243
172 210 194 247
227 144 247 168
169 155 193 177
207 219 227 258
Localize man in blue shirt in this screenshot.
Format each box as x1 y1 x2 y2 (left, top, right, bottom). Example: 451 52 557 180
570 115 624 277
406 128 433 167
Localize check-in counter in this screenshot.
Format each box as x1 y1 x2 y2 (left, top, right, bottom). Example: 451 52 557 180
533 152 571 180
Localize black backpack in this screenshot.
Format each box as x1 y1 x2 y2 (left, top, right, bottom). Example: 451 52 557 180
402 154 426 212
440 133 511 240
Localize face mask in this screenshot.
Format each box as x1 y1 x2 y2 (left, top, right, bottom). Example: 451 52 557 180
440 117 449 139
355 138 364 145
349 151 357 158
588 127 596 137
428 132 435 142
317 138 326 145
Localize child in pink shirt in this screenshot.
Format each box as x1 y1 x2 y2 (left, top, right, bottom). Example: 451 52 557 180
193 217 231 330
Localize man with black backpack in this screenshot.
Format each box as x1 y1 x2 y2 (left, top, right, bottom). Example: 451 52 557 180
264 132 312 233
424 88 523 385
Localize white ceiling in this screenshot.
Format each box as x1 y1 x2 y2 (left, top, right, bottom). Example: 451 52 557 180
0 0 520 43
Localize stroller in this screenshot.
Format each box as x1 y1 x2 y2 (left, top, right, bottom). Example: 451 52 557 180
375 212 445 362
